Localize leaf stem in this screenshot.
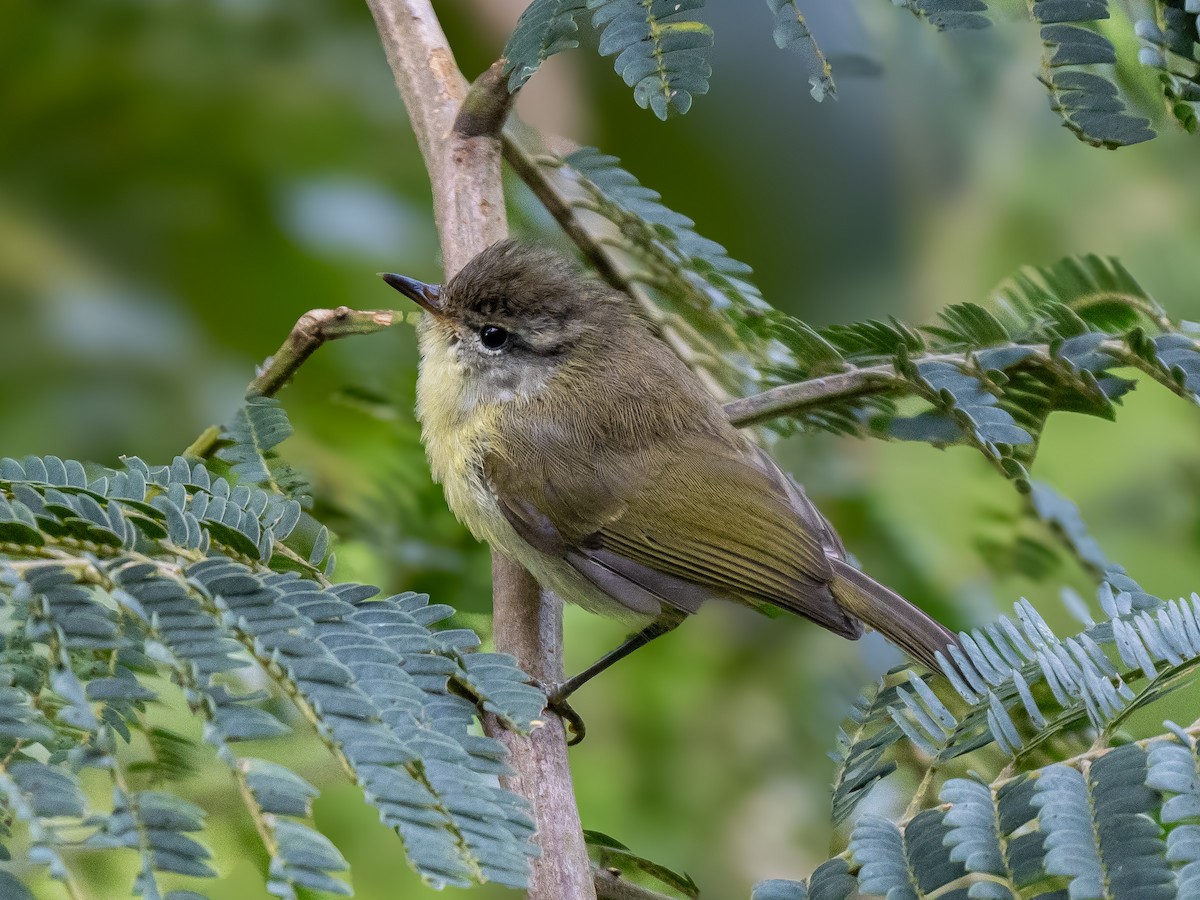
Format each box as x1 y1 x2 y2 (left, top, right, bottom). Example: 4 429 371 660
181 425 222 462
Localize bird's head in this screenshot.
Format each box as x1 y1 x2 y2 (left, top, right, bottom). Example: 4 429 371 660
382 240 632 406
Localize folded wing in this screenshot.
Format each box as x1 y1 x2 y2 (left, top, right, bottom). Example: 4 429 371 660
484 436 862 638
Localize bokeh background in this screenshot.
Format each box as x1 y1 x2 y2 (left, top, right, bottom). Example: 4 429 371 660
4 0 1200 896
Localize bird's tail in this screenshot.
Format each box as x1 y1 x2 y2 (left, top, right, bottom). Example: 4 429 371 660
828 557 959 674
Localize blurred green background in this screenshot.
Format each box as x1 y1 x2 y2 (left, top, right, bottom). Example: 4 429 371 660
3 0 1200 897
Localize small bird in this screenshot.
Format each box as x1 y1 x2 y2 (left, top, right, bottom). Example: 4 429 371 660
383 240 957 742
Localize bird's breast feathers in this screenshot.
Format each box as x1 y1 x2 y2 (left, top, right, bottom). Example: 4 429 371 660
415 325 545 565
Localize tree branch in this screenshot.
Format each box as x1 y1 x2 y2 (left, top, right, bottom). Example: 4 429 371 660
360 7 596 898
723 365 900 427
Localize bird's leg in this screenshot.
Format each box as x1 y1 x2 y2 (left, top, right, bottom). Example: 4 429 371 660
556 614 684 699
542 612 685 746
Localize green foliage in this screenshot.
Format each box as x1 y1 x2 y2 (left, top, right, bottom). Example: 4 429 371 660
978 479 1118 581
589 0 714 120
894 0 990 31
751 860 855 900
1033 746 1173 898
87 790 217 894
766 0 834 101
558 146 789 405
829 677 903 826
1038 31 1156 148
503 0 714 119
502 0 1194 144
758 715 1200 898
754 569 1200 898
764 254 1200 491
1137 1 1200 133
0 403 546 897
1147 722 1200 894
899 0 1157 147
504 0 589 90
217 396 311 506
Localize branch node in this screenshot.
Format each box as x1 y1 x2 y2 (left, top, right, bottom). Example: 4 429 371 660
454 59 516 139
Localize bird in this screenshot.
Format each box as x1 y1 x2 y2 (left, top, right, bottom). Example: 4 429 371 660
382 239 958 742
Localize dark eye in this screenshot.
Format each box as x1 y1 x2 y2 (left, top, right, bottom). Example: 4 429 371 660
479 325 509 350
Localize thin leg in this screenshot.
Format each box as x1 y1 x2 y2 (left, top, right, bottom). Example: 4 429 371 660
558 613 684 699
544 612 685 746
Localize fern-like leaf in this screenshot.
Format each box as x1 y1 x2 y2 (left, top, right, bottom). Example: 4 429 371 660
1136 1 1200 134
894 0 990 31
1033 746 1173 899
503 0 589 90
778 717 1200 900
851 809 966 898
1147 722 1200 896
766 0 834 100
751 858 856 900
563 146 785 403
1 423 543 895
588 0 714 119
1034 0 1157 148
217 396 311 504
829 676 904 826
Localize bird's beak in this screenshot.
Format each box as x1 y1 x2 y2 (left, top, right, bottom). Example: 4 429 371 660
380 273 443 316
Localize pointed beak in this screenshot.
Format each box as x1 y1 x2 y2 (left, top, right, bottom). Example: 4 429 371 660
380 273 443 315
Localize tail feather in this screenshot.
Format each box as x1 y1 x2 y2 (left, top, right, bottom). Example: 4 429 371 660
828 558 959 674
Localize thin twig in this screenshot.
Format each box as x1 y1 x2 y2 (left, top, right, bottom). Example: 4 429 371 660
248 307 406 398
724 366 901 426
501 126 628 291
181 309 406 462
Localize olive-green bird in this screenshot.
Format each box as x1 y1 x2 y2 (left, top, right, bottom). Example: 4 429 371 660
383 240 957 741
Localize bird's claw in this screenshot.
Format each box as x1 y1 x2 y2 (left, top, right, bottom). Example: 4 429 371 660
535 680 587 746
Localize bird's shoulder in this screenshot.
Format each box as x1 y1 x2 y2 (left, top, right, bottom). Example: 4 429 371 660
504 326 736 452
487 328 747 536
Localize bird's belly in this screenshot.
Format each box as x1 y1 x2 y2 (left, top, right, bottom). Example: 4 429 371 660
443 461 651 626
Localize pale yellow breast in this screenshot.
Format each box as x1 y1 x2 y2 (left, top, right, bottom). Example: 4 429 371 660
415 328 504 543
413 325 650 624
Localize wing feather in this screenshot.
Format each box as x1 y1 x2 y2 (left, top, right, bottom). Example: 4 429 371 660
484 435 860 637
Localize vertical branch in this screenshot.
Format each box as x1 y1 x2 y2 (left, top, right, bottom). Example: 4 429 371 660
364 0 502 274
361 3 596 897
492 558 598 900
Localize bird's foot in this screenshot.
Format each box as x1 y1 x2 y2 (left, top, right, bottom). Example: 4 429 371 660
534 680 587 746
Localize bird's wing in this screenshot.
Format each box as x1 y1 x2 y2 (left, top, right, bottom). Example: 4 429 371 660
483 436 861 637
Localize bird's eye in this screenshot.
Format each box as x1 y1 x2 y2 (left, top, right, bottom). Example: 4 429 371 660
479 325 509 350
